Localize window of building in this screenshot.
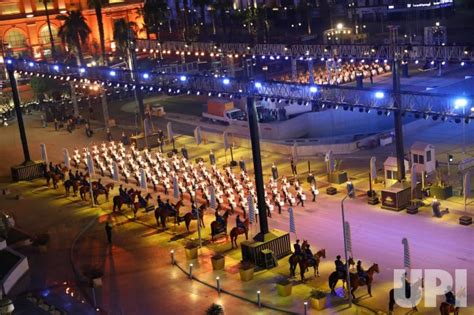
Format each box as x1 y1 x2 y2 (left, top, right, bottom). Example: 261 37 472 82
39 25 58 45
427 150 432 162
5 29 27 49
418 155 424 164
0 4 21 15
413 154 418 164
35 0 55 11
386 170 397 180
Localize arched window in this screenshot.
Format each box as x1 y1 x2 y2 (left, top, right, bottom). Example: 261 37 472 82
39 25 58 45
5 29 27 49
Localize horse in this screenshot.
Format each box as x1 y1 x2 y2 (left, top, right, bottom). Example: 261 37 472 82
328 257 356 294
439 302 460 315
79 185 91 201
112 189 137 212
181 204 206 232
349 263 380 300
64 179 79 196
46 170 65 189
388 277 424 313
210 210 231 241
131 192 153 217
92 183 114 204
229 218 249 248
289 248 326 281
155 200 184 230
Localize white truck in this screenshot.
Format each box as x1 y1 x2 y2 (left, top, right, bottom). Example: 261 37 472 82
202 99 245 124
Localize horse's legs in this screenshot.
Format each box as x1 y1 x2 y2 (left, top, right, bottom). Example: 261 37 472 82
351 286 357 300
368 283 372 297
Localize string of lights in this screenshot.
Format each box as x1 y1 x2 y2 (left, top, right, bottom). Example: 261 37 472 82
7 58 473 122
135 40 474 64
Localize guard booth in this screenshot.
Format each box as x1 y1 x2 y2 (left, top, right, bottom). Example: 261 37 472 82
410 142 436 175
383 157 409 188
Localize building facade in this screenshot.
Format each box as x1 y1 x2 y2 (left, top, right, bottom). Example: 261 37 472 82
0 0 143 60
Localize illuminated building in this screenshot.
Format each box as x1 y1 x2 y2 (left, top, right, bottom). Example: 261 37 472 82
0 0 143 60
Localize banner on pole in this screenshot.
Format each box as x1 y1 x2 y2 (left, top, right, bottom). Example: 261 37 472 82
370 156 377 181
194 127 202 145
223 131 230 151
63 148 70 169
411 164 417 195
209 186 216 209
139 169 147 189
173 176 179 199
167 122 174 142
144 117 153 137
344 221 352 256
40 143 48 164
288 207 296 233
292 143 298 161
112 161 119 181
402 238 411 269
86 154 94 174
464 171 471 202
248 195 255 224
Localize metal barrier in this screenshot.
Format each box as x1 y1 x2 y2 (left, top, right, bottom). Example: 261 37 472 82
241 231 291 268
11 161 45 182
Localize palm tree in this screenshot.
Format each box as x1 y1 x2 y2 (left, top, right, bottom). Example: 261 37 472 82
113 19 137 55
193 0 211 36
57 11 91 66
88 0 107 65
42 0 56 58
143 0 169 40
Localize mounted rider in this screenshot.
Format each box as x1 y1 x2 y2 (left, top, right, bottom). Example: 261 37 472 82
304 243 315 265
215 209 225 228
445 286 456 307
191 203 199 218
335 255 346 277
156 195 165 209
293 239 303 257
137 191 147 208
97 178 105 191
235 214 245 230
357 260 369 285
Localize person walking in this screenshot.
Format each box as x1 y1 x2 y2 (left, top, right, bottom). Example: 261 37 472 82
106 128 113 142
54 118 59 131
290 158 297 176
105 221 113 244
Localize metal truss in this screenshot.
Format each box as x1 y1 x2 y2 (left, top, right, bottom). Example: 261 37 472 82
11 59 473 120
136 39 474 62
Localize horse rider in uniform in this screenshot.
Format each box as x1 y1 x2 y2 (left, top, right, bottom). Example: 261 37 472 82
305 243 315 265
97 178 105 191
293 239 303 257
335 255 346 277
215 209 225 228
445 286 456 308
191 203 199 218
357 260 369 285
236 214 245 230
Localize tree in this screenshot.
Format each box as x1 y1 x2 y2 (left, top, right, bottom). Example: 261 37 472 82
142 0 169 40
57 11 91 66
42 0 56 58
206 303 224 315
88 0 107 65
193 0 212 36
113 19 137 54
214 0 232 37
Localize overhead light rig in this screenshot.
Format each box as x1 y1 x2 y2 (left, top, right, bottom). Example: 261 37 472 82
136 40 474 64
9 58 473 122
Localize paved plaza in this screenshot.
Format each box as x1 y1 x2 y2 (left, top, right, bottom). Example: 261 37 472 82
1 109 473 314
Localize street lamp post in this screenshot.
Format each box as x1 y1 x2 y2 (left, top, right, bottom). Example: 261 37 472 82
392 59 406 181
246 96 269 239
341 182 355 307
6 63 31 164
